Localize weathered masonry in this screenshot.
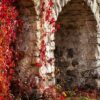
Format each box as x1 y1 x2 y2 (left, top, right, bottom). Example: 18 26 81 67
14 0 100 95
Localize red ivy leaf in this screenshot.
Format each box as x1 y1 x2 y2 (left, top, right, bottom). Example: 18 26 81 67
59 95 65 100
9 69 14 74
50 18 55 24
52 29 56 33
56 24 61 29
0 96 4 100
49 0 54 7
45 9 52 21
35 63 42 67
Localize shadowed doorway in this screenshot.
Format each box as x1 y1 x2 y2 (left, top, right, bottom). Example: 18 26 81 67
55 0 97 91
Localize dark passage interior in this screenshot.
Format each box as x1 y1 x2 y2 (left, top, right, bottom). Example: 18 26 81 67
55 0 97 90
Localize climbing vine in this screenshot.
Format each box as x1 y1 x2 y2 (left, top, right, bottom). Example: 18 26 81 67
37 0 65 99
0 0 18 99
36 0 60 68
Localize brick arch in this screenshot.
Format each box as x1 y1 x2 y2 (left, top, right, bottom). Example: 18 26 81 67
32 0 100 94
55 0 98 90
55 0 99 24
53 0 100 88
38 0 100 92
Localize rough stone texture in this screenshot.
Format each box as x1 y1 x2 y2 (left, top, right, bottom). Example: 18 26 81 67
55 0 98 90
12 0 40 97
11 0 100 97
37 0 100 91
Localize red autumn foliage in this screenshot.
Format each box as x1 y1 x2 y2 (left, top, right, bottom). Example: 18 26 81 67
0 96 4 100
45 9 52 21
0 0 18 99
50 18 55 24
35 63 42 67
49 0 54 7
59 95 65 100
40 0 56 66
56 24 61 29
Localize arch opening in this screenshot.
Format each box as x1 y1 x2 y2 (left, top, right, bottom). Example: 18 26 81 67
55 0 98 91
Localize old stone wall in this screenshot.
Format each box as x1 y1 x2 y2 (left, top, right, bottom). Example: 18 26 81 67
10 0 100 98
11 0 40 98
16 0 37 81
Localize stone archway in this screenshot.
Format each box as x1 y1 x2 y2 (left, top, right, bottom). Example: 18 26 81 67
55 0 98 90
37 0 100 93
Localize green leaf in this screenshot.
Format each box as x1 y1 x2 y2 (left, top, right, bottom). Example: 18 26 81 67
79 96 89 100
